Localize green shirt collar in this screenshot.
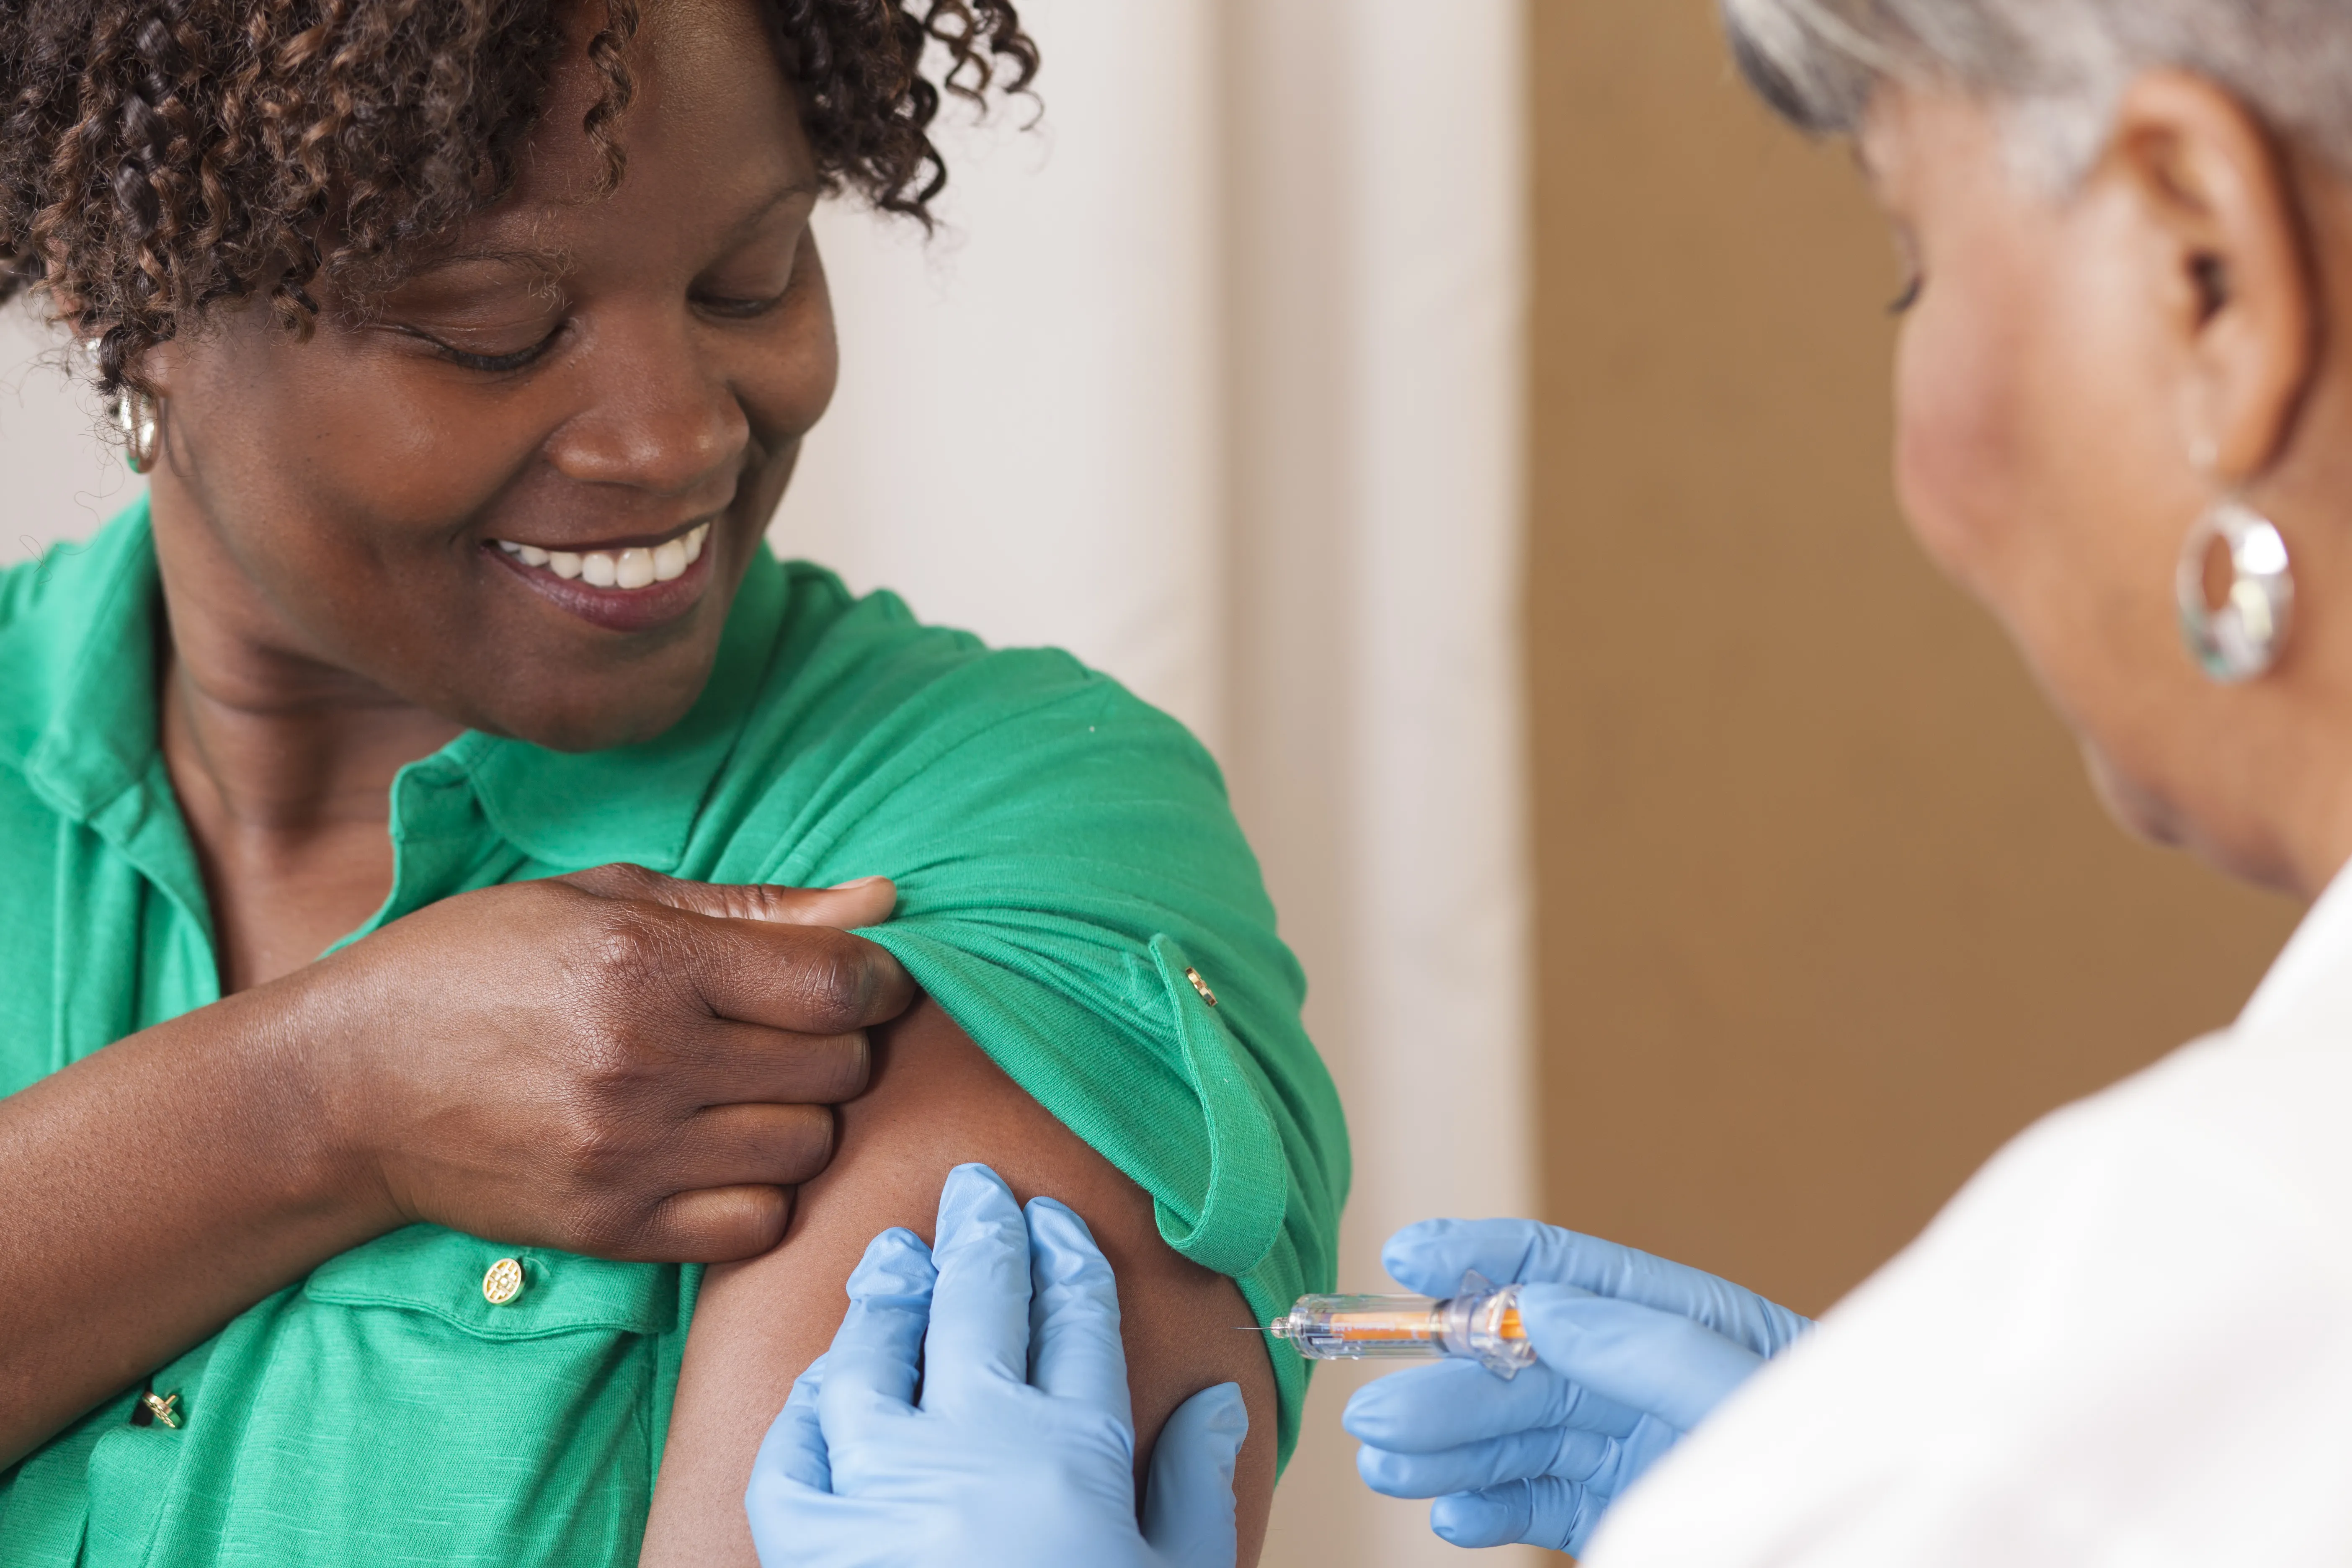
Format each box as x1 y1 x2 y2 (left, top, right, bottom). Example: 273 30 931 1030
12 507 168 828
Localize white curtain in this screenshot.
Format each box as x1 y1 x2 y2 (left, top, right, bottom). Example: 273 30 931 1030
1216 4 1537 1563
0 316 143 559
777 0 1225 745
801 6 1535 1562
0 5 1535 1562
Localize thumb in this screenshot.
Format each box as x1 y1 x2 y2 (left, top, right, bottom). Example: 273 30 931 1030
1141 1382 1246 1568
565 863 900 929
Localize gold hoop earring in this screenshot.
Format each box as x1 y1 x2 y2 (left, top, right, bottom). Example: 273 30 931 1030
115 389 160 475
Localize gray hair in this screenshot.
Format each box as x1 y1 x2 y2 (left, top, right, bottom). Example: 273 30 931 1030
1719 0 2352 185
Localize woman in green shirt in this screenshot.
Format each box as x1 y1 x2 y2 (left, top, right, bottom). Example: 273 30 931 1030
0 3 1345 1563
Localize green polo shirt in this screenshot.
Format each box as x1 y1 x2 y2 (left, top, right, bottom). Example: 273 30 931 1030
0 503 1346 1565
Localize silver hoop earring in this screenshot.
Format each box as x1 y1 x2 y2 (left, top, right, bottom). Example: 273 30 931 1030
2176 498 2293 683
115 389 160 475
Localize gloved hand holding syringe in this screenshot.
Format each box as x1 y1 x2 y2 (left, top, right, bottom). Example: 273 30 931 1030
1264 1234 1811 1551
1338 1219 1813 1552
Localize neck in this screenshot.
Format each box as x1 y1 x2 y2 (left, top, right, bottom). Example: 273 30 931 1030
160 642 463 840
147 482 467 991
147 480 464 844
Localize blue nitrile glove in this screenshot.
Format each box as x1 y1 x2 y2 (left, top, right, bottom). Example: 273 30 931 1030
745 1163 1248 1568
1344 1218 1812 1555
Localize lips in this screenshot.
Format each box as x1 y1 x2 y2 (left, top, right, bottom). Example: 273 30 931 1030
485 520 719 633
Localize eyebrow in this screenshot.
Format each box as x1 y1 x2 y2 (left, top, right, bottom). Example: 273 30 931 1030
397 177 821 286
714 177 823 243
396 247 575 290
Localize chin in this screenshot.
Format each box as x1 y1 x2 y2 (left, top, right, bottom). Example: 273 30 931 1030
2081 740 2311 894
445 677 704 753
436 633 722 752
524 704 699 753
2082 743 2187 848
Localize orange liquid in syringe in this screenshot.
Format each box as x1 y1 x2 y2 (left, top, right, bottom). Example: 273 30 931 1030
1315 1307 1524 1344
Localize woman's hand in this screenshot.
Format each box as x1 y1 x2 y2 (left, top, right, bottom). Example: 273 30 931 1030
299 864 915 1261
0 865 910 1464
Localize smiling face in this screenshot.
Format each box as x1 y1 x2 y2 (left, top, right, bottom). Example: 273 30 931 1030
144 0 835 752
1858 77 2352 892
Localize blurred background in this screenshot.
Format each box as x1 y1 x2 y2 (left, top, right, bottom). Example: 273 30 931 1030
0 1 2300 1563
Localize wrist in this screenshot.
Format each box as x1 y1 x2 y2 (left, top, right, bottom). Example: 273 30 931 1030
225 955 407 1239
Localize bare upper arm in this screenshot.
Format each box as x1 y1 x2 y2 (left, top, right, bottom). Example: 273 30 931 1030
638 994 1282 1566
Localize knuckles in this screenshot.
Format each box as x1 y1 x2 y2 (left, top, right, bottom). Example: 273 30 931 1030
562 861 675 905
792 1032 872 1103
781 928 886 1030
765 1104 838 1183
554 877 898 1034
574 902 690 992
548 1093 663 1185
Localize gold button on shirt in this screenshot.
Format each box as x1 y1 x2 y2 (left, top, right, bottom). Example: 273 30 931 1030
482 1259 526 1305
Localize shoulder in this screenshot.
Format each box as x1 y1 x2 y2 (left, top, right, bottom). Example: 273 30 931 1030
704 555 1254 923
755 558 1219 788
1589 1036 2352 1567
0 506 149 640
0 507 152 769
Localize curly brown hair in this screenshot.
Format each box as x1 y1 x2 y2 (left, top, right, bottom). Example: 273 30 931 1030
0 0 1039 395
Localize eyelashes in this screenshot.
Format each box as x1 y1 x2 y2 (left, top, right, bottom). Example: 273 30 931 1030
438 333 561 374
1888 274 1924 316
394 322 561 374
692 289 789 321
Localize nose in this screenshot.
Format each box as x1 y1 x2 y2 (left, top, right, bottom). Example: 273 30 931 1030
544 314 750 498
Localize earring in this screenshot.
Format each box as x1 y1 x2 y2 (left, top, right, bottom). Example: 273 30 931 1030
115 388 160 475
2176 497 2293 683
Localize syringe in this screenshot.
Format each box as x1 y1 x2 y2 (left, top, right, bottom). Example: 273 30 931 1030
1260 1271 1537 1379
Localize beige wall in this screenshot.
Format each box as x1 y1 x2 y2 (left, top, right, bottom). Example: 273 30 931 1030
1527 0 2301 1317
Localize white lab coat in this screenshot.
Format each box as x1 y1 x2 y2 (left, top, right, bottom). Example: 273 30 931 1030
1584 868 2352 1566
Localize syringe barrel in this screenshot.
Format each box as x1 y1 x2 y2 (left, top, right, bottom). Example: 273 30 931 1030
1272 1294 1448 1362
1272 1284 1537 1379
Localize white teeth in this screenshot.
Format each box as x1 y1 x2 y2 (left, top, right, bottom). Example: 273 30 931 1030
495 521 712 591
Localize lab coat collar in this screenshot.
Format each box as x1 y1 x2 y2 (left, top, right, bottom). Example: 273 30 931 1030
2235 857 2352 1037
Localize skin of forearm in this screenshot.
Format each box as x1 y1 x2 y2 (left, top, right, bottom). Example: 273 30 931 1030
641 997 1280 1568
0 973 393 1465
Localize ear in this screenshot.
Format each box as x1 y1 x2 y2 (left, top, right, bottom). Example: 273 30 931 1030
137 338 181 400
73 337 181 400
2097 70 2317 484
